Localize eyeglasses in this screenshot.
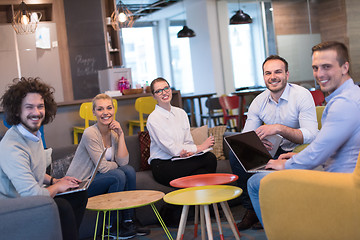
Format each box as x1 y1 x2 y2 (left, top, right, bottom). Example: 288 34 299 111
154 86 171 95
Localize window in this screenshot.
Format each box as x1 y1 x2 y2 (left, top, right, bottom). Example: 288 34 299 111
168 26 194 94
121 27 158 87
228 2 266 89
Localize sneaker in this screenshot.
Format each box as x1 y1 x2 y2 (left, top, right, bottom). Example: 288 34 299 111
104 226 136 240
236 209 259 231
122 220 151 236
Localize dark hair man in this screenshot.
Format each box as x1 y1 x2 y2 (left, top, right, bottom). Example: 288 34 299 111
230 55 318 230
0 77 88 240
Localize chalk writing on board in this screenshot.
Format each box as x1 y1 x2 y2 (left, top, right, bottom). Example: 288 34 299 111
75 55 97 76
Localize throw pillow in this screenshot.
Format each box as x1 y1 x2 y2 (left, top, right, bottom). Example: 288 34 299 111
51 153 75 179
208 125 227 160
190 125 208 145
138 131 151 171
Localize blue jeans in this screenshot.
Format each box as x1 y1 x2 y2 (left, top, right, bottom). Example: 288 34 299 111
88 165 136 224
247 172 271 226
229 151 254 210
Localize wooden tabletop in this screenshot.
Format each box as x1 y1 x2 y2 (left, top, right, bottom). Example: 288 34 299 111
86 190 165 211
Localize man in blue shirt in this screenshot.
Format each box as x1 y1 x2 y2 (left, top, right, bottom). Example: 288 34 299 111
248 41 360 226
230 55 318 230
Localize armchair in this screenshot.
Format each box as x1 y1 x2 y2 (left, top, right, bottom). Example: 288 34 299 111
259 153 360 240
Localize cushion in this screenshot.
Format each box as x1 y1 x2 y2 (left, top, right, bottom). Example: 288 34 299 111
51 153 74 179
138 131 151 171
190 125 208 145
208 125 227 160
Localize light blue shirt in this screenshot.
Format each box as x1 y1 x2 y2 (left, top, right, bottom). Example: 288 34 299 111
16 124 41 142
285 79 360 172
243 83 318 151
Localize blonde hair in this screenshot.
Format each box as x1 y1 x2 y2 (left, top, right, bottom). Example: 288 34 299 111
92 93 113 111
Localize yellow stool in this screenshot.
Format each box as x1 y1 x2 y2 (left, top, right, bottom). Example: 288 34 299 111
128 96 157 135
164 185 242 240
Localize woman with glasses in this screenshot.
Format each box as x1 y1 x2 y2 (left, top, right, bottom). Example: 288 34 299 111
147 77 217 186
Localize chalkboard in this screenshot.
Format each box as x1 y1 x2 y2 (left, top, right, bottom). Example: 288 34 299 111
63 0 108 100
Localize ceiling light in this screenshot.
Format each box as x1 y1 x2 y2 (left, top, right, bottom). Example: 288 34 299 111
229 1 252 25
111 1 134 30
177 25 196 38
12 1 42 34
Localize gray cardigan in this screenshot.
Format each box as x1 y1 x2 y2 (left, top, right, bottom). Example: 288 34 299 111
66 124 129 180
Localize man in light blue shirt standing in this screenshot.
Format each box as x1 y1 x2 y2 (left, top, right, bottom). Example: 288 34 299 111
248 41 360 226
230 55 318 230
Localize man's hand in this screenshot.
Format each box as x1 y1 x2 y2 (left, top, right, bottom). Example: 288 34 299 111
255 124 281 140
265 152 297 170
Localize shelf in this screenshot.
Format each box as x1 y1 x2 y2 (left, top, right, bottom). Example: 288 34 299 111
0 3 52 24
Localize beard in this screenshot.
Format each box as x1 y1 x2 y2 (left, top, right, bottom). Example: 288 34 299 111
20 114 44 133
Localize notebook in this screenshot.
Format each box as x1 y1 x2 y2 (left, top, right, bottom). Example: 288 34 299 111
224 131 282 173
56 148 107 196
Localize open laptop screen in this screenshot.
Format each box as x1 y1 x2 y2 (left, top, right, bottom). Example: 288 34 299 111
225 131 272 171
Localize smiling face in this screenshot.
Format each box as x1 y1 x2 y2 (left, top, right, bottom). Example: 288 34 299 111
263 59 289 96
93 98 114 126
153 80 172 107
20 93 45 135
312 49 349 94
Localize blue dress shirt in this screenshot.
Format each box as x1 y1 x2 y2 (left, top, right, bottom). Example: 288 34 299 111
285 79 360 172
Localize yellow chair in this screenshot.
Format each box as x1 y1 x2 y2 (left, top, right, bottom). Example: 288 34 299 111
293 106 325 153
73 99 118 144
259 152 360 240
128 96 157 135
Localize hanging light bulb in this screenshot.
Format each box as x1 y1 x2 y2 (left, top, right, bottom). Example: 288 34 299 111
118 11 127 23
12 0 42 34
21 12 29 25
229 0 252 24
110 1 134 30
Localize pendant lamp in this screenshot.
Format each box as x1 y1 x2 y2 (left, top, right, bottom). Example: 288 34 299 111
111 1 134 30
177 25 196 38
12 0 42 34
177 0 196 38
229 0 252 24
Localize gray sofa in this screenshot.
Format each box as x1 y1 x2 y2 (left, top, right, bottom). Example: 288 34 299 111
0 132 235 240
0 195 62 240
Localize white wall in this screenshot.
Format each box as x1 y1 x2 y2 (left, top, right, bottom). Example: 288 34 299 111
185 0 229 95
0 23 64 102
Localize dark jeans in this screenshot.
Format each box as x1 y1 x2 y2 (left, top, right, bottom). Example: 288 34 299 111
229 148 288 210
151 152 217 186
88 165 136 225
54 190 88 240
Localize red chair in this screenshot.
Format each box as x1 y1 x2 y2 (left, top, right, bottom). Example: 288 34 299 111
219 95 245 132
310 89 325 106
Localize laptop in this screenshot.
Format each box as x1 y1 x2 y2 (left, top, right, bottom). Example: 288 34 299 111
224 131 282 173
56 148 107 196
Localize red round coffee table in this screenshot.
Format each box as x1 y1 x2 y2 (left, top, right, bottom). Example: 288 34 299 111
170 173 238 188
170 173 240 240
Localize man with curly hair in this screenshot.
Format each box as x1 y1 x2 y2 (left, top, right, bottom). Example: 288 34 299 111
0 77 87 240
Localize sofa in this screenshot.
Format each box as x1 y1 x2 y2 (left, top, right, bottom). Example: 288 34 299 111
0 126 236 240
0 195 62 240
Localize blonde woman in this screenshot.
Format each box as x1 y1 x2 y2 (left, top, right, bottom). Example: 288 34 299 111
67 94 148 239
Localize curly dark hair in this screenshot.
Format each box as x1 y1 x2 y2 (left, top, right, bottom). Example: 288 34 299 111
1 77 57 125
